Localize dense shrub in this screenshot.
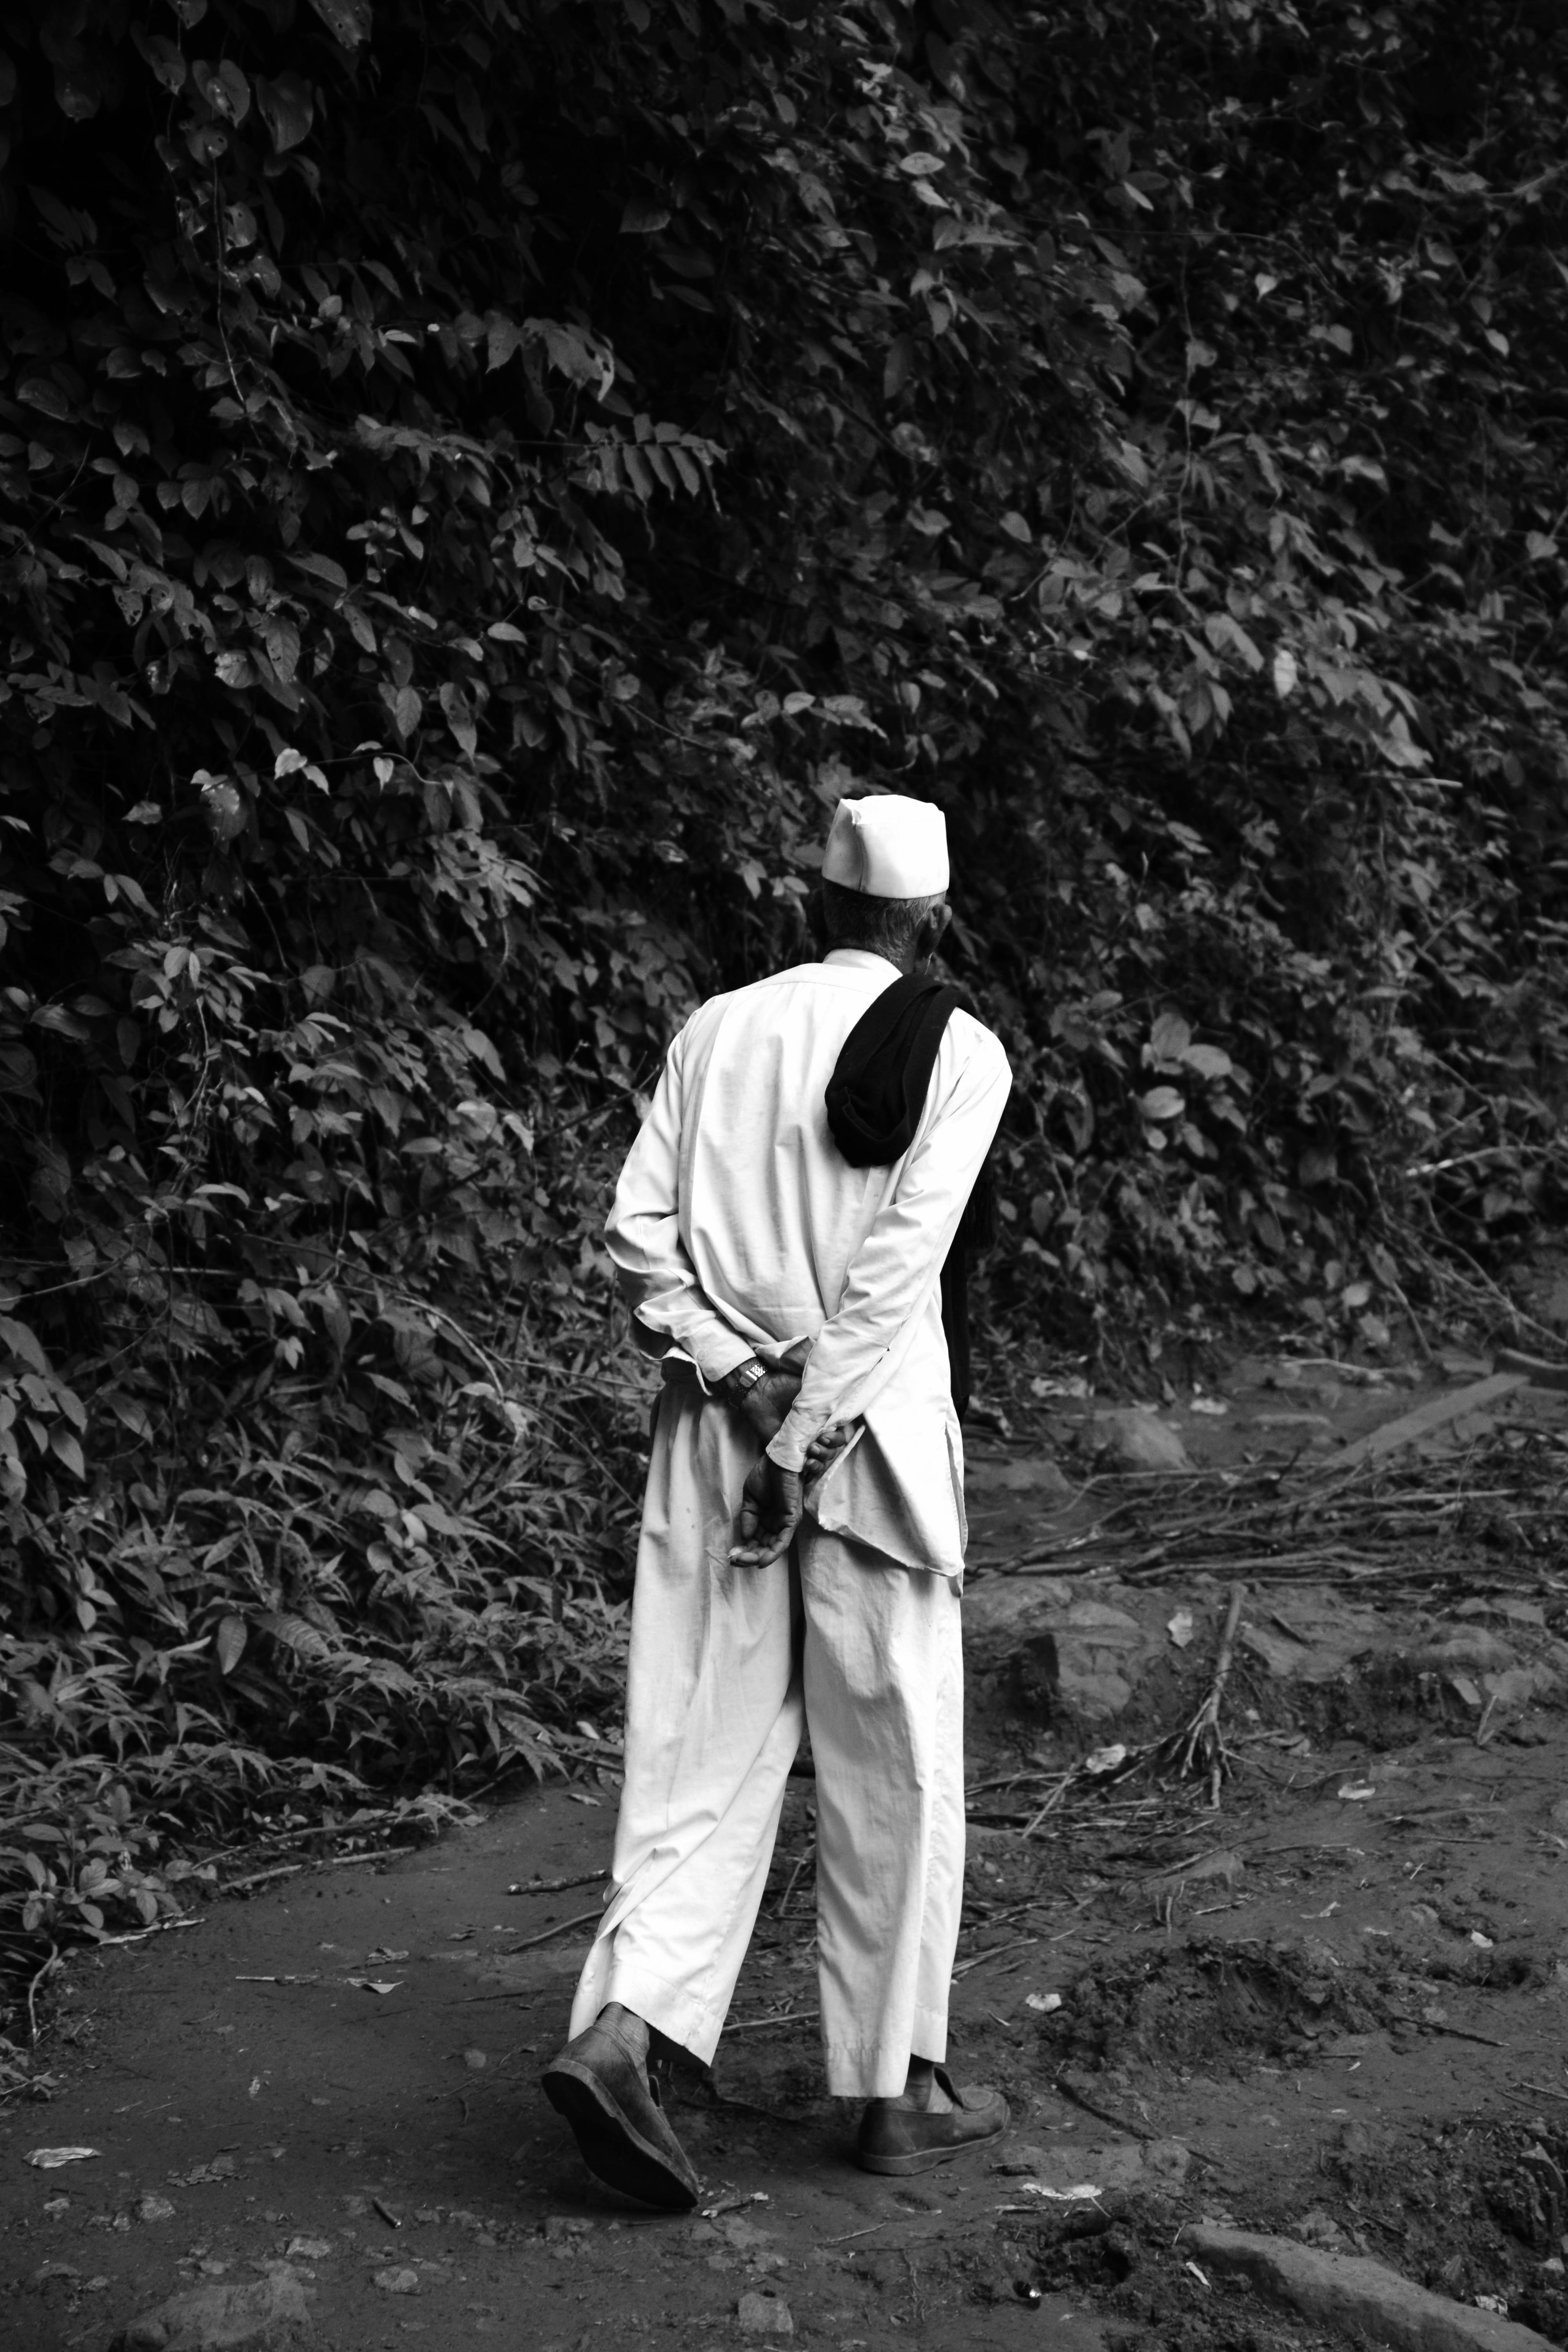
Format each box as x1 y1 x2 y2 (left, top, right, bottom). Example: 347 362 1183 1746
0 0 1564 1974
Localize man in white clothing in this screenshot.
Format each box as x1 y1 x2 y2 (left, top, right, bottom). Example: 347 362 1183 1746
542 794 1012 2208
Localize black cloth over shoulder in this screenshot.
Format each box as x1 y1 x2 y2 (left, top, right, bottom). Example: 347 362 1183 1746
824 971 996 1421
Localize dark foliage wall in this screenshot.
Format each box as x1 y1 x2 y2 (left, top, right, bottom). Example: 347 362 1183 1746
0 0 1564 1956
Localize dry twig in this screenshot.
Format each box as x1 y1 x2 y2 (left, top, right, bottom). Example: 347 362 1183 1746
1156 1582 1246 1806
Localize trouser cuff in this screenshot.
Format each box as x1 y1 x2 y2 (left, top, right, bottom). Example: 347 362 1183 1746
601 1952 728 2069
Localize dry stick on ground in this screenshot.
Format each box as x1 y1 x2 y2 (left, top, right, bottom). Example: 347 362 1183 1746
770 1838 816 1918
980 1416 1568 1591
505 1905 605 1954
1018 1772 1078 1838
950 1934 1040 1980
1051 2069 1158 2142
223 1862 303 1895
724 2007 820 2034
1156 1582 1247 1808
1053 2070 1233 2176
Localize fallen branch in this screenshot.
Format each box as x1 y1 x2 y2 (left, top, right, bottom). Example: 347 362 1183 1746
1051 2069 1158 2142
508 1869 609 1897
505 1904 604 1954
1328 1372 1528 1472
1156 1582 1246 1807
221 1862 303 1895
951 1935 1040 1979
723 2007 820 2034
1423 2021 1509 2050
1494 1346 1568 1391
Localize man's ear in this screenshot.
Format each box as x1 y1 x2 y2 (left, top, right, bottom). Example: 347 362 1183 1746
920 900 954 963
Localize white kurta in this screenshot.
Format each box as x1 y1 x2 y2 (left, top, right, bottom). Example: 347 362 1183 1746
606 947 1013 1576
566 949 1011 2095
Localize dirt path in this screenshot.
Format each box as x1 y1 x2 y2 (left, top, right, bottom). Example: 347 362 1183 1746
6 1349 1568 2351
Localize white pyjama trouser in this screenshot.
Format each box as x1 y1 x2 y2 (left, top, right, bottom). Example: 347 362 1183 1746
566 1373 965 2098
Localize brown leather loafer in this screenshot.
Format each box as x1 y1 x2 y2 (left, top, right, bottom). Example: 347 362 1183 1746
855 2068 1009 2176
542 2018 700 2211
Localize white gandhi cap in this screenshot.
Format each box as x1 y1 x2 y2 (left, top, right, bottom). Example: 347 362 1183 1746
821 794 949 899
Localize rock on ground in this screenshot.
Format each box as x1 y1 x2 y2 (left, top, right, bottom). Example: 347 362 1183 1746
737 2286 793 2335
1187 2223 1556 2352
1088 1407 1194 1472
1000 2137 1191 2192
965 1455 1075 1503
118 2262 310 2351
964 1580 1170 1723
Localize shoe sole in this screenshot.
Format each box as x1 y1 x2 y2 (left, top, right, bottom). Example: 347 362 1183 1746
542 2058 699 2212
856 2133 1003 2176
856 2102 1009 2176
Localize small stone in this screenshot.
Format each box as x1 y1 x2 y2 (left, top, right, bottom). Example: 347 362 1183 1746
462 2047 488 2071
137 2195 176 2224
286 2234 333 2259
738 2287 793 2336
1144 2139 1192 2185
967 1455 1074 1499
1088 1408 1194 1473
120 2263 309 2350
375 2266 421 2295
1026 2138 1147 2192
720 2216 775 2251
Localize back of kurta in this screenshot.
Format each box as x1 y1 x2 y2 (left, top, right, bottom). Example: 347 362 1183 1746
606 947 1011 1575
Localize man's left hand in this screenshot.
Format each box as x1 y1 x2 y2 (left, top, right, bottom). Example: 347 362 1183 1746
735 1369 800 1445
729 1456 803 1567
716 1362 801 1445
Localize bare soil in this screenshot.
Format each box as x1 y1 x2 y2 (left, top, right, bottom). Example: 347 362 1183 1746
5 1347 1568 2352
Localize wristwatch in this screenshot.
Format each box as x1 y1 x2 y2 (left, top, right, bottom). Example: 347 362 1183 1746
721 1358 769 1403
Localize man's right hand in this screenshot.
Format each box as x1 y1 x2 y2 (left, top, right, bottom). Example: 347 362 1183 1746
803 1419 857 1482
729 1455 803 1568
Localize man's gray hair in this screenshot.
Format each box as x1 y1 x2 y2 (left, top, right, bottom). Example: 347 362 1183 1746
820 879 945 962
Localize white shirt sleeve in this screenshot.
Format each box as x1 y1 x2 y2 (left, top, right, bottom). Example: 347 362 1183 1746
604 1023 757 1387
765 1020 1012 1473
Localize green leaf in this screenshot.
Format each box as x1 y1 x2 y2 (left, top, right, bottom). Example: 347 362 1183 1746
214 1613 248 1674
256 71 314 152
289 552 348 592
620 195 671 234
0 1318 51 1379
1149 1012 1191 1062
305 0 372 47
192 60 250 124
48 1425 84 1479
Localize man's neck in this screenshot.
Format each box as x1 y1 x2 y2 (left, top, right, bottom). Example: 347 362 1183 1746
824 944 915 977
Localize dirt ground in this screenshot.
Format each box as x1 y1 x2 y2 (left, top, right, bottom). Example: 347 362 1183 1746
5 1343 1568 2352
